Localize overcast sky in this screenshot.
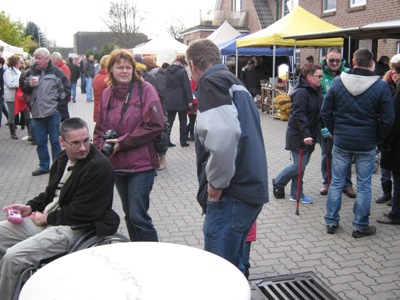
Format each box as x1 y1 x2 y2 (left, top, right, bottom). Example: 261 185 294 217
2 0 216 47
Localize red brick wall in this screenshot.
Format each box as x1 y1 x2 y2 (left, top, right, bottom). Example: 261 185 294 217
300 0 399 61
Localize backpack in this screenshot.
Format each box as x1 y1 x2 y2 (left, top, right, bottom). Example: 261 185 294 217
138 82 170 154
153 117 171 154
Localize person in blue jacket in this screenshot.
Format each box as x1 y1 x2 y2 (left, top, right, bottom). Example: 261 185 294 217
186 39 269 277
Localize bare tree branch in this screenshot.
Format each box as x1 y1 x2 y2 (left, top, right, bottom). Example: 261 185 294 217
102 0 145 48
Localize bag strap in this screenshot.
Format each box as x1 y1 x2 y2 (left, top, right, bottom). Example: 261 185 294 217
105 81 134 131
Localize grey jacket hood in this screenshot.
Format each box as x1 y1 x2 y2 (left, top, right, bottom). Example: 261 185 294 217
340 72 380 96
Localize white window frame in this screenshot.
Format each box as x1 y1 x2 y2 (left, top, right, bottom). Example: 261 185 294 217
323 0 336 13
232 0 242 11
350 0 366 7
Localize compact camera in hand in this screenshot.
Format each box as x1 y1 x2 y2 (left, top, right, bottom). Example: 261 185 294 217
101 129 120 157
6 208 23 225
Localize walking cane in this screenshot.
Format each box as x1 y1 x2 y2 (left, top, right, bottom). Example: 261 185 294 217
295 147 303 216
324 138 331 188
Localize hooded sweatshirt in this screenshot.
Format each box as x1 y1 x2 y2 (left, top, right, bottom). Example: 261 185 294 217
321 68 394 151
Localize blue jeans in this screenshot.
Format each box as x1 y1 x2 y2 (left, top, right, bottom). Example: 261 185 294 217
80 74 86 93
325 145 376 231
242 241 251 279
388 171 400 222
115 170 158 242
70 82 77 102
85 77 93 100
275 150 312 199
32 112 62 171
320 137 353 188
203 194 262 276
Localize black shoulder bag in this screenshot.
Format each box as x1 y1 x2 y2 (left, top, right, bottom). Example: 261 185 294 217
138 82 171 154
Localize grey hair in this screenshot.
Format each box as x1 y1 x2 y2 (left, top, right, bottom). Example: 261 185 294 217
33 47 51 59
51 52 62 61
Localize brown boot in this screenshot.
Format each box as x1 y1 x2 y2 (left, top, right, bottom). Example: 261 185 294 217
9 126 18 139
158 154 166 170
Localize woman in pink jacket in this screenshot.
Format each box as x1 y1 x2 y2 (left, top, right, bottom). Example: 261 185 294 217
93 49 164 242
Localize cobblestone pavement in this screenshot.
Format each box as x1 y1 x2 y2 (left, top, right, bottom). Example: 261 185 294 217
0 91 399 300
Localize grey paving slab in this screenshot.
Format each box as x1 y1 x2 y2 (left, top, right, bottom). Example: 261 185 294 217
0 90 399 300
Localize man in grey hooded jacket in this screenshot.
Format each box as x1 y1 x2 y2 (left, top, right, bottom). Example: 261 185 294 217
321 48 394 238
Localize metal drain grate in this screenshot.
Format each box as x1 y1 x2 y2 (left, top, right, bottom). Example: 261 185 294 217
250 272 342 300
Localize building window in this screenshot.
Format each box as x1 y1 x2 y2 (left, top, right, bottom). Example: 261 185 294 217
323 0 336 12
350 0 366 7
233 0 242 11
283 0 299 16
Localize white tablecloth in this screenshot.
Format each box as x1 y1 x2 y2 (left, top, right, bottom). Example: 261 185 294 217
19 242 251 300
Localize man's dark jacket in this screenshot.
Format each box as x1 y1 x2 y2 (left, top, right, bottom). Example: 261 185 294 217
321 68 394 151
26 145 120 236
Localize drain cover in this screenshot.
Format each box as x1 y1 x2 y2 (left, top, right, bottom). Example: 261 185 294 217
250 272 342 300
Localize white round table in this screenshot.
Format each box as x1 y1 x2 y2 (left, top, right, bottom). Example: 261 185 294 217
19 242 251 300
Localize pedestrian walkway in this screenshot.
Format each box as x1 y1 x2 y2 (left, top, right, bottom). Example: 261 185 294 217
0 91 399 300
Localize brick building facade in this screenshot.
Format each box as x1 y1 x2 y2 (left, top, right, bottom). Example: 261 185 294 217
299 0 400 64
182 0 399 67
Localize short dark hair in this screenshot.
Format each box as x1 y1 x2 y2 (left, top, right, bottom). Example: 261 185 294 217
186 39 222 72
0 57 5 65
60 118 88 139
353 48 373 68
68 57 73 63
174 55 187 66
301 63 322 77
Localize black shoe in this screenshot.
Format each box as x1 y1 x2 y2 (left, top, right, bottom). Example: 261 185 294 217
376 193 391 204
326 224 338 234
388 198 393 206
352 225 376 238
32 168 50 176
377 215 400 225
272 178 285 199
168 142 176 147
181 142 190 147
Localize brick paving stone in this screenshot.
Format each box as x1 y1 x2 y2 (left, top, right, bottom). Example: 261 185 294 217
0 89 399 299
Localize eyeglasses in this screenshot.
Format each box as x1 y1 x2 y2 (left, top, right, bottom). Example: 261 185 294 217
114 66 133 71
63 137 92 148
313 75 323 79
328 59 341 64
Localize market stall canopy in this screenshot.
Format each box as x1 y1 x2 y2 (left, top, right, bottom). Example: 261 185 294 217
0 40 25 58
236 6 343 48
207 20 242 46
281 19 400 41
219 34 294 56
132 36 188 65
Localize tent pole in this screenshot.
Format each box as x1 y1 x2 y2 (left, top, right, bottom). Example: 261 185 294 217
272 45 276 118
236 48 239 77
347 35 351 66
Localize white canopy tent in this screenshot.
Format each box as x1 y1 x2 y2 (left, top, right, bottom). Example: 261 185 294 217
0 40 25 59
132 36 188 65
207 20 242 46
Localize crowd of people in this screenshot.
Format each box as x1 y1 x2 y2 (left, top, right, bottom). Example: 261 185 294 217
273 47 399 238
0 41 399 298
